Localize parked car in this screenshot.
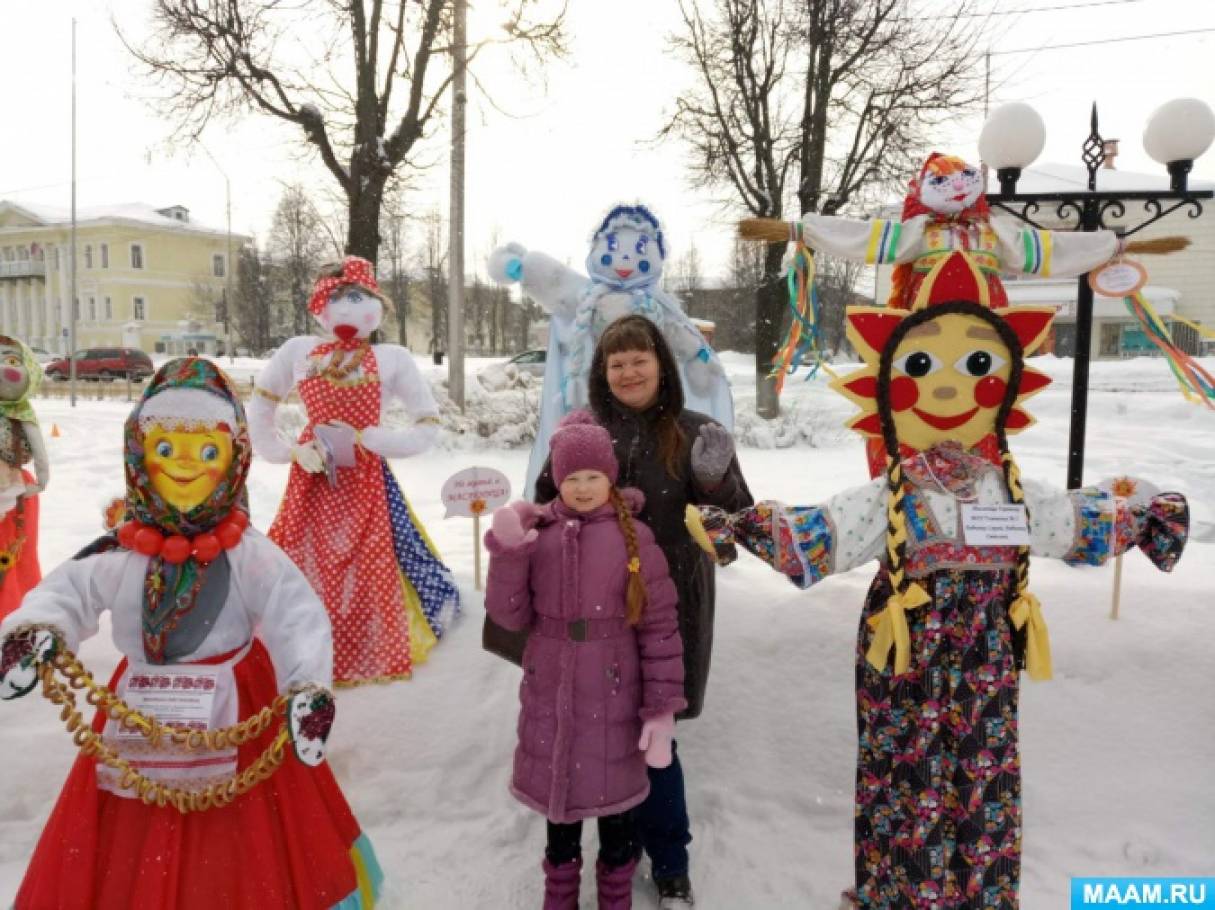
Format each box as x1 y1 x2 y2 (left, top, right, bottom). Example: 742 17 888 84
28 347 55 365
501 349 547 377
45 347 154 382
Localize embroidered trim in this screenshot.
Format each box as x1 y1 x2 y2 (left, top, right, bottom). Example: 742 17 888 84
253 386 283 404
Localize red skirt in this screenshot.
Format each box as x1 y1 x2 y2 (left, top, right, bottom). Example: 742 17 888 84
16 640 366 910
0 471 40 623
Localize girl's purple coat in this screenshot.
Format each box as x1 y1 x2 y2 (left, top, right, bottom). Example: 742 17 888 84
484 490 686 823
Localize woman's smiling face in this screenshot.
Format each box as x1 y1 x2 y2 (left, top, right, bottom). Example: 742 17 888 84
144 425 234 512
605 347 661 411
887 312 1012 450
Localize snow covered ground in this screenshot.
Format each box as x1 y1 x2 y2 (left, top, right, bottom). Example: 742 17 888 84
1 353 1212 908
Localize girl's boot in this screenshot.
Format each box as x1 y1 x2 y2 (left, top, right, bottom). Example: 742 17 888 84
542 856 582 910
596 856 638 910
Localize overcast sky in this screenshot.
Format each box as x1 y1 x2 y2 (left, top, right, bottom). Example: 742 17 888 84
3 0 1213 282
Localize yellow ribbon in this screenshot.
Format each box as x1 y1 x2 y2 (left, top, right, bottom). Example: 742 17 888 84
1009 590 1053 681
864 582 930 675
684 505 717 557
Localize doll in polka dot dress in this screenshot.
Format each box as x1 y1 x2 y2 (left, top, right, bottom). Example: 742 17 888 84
250 257 460 686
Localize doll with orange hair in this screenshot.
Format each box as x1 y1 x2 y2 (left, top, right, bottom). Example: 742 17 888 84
690 252 1188 909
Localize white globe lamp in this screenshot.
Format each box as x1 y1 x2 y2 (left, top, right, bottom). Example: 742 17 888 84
1142 98 1215 191
979 102 1047 194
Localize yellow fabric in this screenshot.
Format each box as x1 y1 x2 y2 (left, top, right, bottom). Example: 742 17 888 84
350 841 377 909
1009 590 1053 681
865 581 931 675
684 504 717 557
1040 230 1054 277
864 220 886 264
401 570 437 665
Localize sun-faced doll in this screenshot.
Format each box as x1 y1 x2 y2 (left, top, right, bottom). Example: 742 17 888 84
0 357 381 909
250 256 460 686
691 252 1188 910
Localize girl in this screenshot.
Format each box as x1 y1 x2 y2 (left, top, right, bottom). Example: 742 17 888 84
485 410 687 910
0 358 381 909
250 256 459 686
693 252 1188 910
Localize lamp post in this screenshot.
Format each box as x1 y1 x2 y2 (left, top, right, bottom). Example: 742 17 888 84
980 98 1215 489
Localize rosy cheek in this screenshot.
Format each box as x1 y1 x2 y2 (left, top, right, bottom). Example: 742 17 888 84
2 368 21 383
974 376 1006 409
362 313 374 325
889 376 919 412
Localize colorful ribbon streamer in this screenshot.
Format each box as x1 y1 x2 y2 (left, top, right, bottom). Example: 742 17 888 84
770 228 836 394
1122 291 1215 409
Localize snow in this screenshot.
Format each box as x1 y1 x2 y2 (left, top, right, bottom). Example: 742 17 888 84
2 354 1213 908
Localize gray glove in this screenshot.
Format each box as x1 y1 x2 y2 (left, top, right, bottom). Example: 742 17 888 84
691 423 735 489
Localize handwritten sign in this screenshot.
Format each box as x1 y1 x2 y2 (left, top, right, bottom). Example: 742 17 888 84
442 467 511 518
1089 258 1147 298
961 504 1030 546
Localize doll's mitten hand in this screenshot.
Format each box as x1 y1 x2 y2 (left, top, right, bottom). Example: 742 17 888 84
287 687 336 767
488 243 528 284
691 423 735 488
491 502 539 550
0 628 58 701
291 441 324 474
638 713 675 769
685 505 737 567
1133 492 1188 572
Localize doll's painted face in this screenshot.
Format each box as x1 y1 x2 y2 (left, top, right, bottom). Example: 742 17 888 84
315 286 383 342
888 313 1012 450
560 469 612 513
0 344 30 402
144 424 234 512
589 225 663 287
919 163 983 215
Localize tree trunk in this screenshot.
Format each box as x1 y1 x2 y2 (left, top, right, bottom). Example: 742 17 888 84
754 243 787 419
346 176 385 263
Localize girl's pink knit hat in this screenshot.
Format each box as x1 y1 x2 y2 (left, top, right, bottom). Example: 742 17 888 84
551 410 619 485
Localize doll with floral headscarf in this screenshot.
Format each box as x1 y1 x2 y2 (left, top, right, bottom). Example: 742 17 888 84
0 335 47 620
690 253 1189 910
250 256 459 686
0 358 381 910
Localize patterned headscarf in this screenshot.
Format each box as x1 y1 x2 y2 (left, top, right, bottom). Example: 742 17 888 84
0 335 42 426
307 256 383 315
125 357 251 535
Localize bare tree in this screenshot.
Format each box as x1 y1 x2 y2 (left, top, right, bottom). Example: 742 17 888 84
122 0 567 261
379 181 412 346
665 0 986 416
232 242 275 353
418 209 448 359
668 242 705 305
268 184 330 335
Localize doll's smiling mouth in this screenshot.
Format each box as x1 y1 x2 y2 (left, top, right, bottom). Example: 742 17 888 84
615 268 633 279
334 325 358 341
166 473 203 485
912 406 979 430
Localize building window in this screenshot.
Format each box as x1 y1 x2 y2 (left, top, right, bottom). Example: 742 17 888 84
87 297 96 321
131 243 144 270
16 246 28 261
212 253 226 278
73 298 80 320
104 296 113 321
133 297 146 320
84 245 93 269
100 243 109 268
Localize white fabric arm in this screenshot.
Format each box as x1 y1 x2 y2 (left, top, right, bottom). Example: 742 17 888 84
0 552 118 650
232 532 333 692
991 218 1118 278
821 476 889 573
799 213 926 265
359 345 441 459
249 340 307 464
21 421 48 491
517 250 588 322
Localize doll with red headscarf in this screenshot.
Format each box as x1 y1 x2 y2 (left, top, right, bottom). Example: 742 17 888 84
250 257 460 687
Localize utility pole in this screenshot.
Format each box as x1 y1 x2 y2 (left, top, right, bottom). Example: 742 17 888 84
447 0 467 409
202 146 234 361
69 17 78 408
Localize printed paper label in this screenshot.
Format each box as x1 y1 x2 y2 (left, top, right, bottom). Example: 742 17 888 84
961 503 1030 546
115 666 220 741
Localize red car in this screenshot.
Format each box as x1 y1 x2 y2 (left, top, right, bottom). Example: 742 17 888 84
45 347 154 382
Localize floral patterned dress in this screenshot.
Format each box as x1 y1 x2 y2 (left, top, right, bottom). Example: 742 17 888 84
700 442 1188 910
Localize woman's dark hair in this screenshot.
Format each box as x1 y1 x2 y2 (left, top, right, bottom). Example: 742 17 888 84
589 315 686 479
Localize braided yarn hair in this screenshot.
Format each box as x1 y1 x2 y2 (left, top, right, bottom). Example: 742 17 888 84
608 486 648 626
875 300 1033 668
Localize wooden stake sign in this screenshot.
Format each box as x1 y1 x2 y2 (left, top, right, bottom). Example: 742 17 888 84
442 467 511 590
1097 476 1161 620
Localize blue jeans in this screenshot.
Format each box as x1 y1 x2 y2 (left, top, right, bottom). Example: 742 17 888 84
636 740 691 880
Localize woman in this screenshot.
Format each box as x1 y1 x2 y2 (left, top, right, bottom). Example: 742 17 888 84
535 315 752 908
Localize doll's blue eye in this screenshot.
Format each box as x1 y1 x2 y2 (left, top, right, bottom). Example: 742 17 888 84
200 444 219 462
635 236 648 256
638 260 650 273
929 175 948 185
600 254 612 267
155 440 173 458
606 234 618 252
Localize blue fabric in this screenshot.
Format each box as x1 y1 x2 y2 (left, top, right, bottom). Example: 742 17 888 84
331 833 385 909
381 461 461 636
636 740 692 880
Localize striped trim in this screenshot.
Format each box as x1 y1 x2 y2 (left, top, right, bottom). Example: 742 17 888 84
333 832 385 909
864 220 903 265
1020 228 1053 275
253 386 283 403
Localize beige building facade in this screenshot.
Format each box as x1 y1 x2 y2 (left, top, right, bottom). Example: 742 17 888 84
0 201 248 355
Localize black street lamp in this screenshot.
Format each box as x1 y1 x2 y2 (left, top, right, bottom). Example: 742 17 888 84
980 99 1214 489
